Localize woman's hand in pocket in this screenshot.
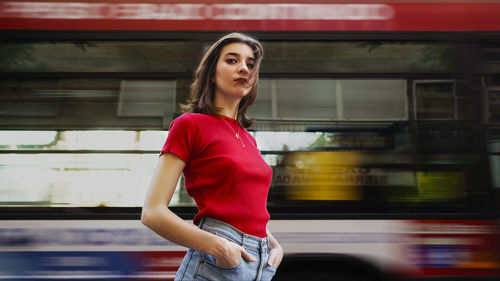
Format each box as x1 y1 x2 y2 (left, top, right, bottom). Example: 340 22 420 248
267 246 283 269
213 237 256 268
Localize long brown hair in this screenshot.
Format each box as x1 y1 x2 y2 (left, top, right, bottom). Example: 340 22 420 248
183 32 263 128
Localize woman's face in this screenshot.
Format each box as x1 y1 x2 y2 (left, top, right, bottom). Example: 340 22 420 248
214 42 256 102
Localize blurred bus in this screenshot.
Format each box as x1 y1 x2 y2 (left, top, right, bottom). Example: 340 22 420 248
1 1 500 280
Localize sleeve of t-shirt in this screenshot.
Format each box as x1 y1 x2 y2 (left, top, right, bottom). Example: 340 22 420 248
160 114 198 164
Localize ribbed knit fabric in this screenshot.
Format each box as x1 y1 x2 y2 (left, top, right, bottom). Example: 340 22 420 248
161 113 272 238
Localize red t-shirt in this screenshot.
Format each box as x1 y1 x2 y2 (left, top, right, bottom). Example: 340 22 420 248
161 113 272 238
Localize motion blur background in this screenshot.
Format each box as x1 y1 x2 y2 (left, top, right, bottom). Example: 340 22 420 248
0 1 499 280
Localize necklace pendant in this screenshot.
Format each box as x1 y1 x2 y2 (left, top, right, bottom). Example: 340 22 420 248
221 117 245 148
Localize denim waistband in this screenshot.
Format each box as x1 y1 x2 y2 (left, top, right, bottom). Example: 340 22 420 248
199 217 268 252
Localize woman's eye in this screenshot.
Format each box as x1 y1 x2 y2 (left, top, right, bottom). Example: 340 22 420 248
247 63 255 69
226 58 237 64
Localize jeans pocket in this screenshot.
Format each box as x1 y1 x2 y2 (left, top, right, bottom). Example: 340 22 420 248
196 253 246 281
201 252 243 270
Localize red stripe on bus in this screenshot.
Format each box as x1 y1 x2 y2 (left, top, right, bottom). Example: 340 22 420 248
0 2 499 31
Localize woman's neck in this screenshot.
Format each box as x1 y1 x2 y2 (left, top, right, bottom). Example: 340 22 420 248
214 95 239 119
218 109 237 120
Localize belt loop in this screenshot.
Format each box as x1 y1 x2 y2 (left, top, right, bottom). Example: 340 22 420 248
241 234 247 248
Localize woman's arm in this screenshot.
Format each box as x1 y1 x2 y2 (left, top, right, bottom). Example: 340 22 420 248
266 227 283 268
141 153 255 268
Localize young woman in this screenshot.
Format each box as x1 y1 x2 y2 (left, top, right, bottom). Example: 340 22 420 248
141 33 283 281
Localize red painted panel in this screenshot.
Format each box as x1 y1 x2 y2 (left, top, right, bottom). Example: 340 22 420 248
0 2 499 31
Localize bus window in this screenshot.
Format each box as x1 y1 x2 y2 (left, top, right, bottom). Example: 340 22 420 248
0 130 195 207
0 41 202 73
251 79 407 121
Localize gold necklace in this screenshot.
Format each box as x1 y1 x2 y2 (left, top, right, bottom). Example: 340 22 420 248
221 117 246 148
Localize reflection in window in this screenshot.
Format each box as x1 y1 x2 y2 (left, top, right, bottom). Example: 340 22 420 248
0 130 168 151
255 79 337 119
0 154 158 207
0 78 177 129
0 130 173 207
490 156 500 188
118 80 176 117
489 142 500 188
0 41 201 73
342 80 407 120
1 41 456 74
0 131 57 148
414 80 455 120
254 132 322 166
251 79 407 121
261 41 456 73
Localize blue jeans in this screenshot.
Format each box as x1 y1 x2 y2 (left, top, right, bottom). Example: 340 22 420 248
174 217 277 281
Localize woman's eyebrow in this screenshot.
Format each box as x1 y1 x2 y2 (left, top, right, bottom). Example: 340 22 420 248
224 52 255 61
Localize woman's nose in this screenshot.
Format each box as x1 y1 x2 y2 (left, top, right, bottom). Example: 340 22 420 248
239 62 248 73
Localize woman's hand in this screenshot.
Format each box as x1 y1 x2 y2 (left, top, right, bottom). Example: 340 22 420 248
212 236 256 268
266 228 283 269
267 244 283 269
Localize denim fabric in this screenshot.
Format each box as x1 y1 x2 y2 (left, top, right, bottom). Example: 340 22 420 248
175 217 276 281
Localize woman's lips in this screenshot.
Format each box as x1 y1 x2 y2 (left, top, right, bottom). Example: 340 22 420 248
234 78 248 83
